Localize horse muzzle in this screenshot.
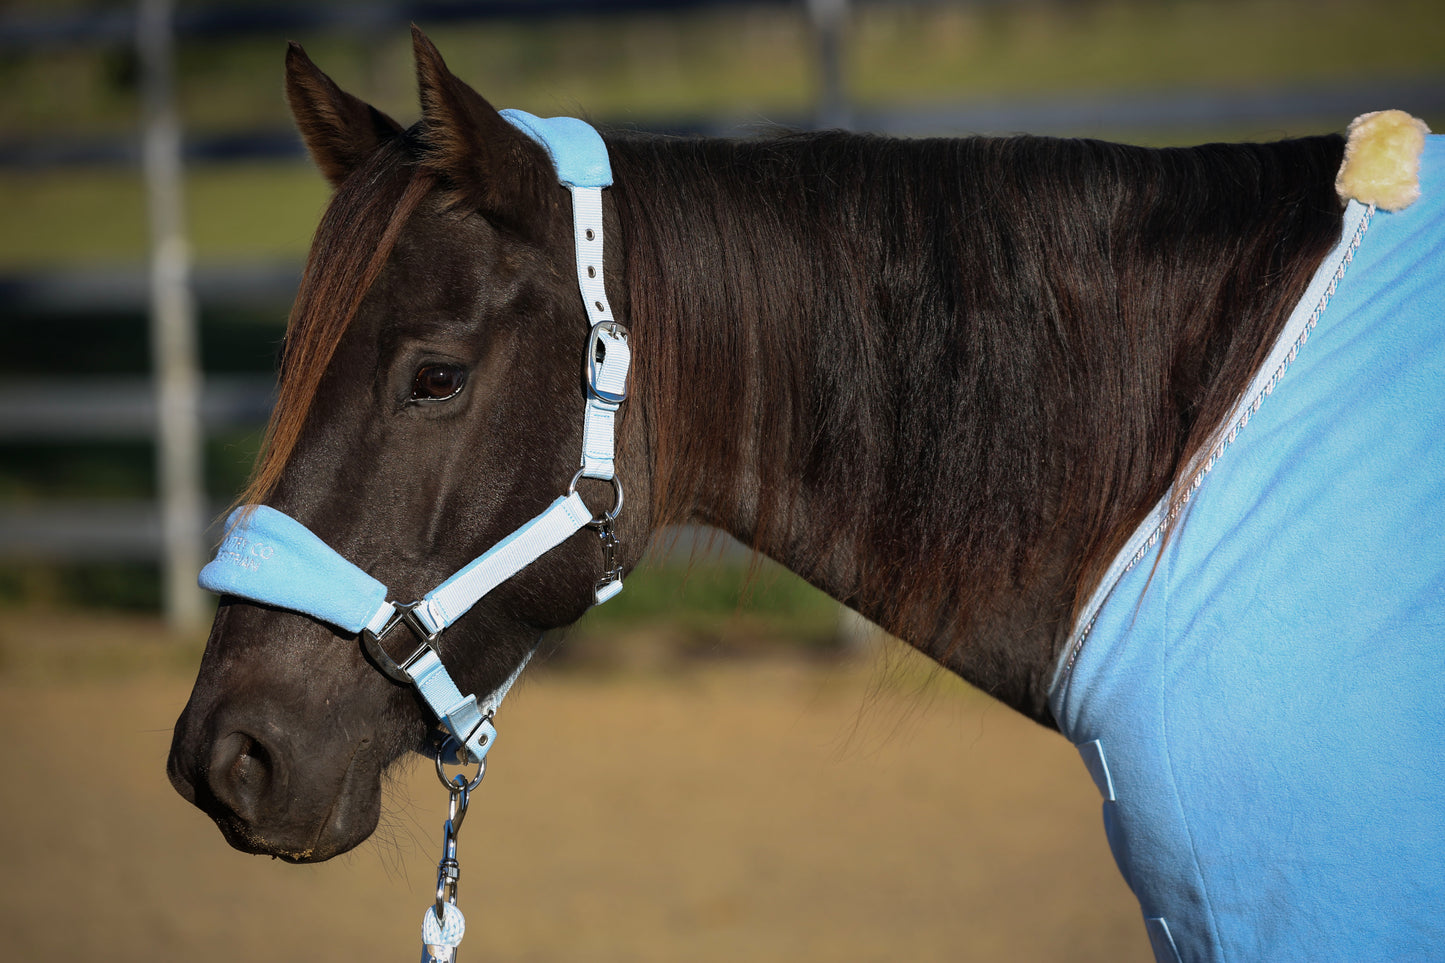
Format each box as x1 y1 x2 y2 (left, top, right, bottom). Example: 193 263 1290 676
167 696 384 863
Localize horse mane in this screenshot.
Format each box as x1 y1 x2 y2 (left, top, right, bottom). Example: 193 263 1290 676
607 131 1346 679
242 138 433 508
245 119 1345 708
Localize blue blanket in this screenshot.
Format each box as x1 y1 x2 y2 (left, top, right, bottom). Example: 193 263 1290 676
1050 136 1445 962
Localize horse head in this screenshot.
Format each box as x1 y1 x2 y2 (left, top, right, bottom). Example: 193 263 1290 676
167 30 647 861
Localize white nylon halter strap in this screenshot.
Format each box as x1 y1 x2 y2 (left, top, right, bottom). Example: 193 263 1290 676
393 490 596 761
500 109 632 483
200 492 595 766
197 113 629 766
379 111 632 761
412 493 594 636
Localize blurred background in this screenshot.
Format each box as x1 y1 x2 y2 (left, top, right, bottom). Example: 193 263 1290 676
0 1 1440 961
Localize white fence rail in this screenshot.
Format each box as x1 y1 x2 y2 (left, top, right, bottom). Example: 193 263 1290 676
0 376 273 564
3 0 1443 626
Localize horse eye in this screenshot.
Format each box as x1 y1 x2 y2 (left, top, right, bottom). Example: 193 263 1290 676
411 363 466 402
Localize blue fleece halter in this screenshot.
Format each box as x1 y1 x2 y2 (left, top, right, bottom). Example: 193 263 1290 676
199 112 631 764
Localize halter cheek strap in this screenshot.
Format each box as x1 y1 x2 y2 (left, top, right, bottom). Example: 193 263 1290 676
500 109 632 485
198 113 630 765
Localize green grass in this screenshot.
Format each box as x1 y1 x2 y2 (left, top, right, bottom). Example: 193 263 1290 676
0 166 147 268
851 0 1445 104
185 162 330 261
578 555 842 640
1 0 1441 269
1 0 1441 617
0 162 328 268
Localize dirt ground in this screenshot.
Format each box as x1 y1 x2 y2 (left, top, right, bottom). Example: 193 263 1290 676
0 611 1150 962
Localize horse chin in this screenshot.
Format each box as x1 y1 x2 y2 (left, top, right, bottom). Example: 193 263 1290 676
214 814 372 864
209 754 382 864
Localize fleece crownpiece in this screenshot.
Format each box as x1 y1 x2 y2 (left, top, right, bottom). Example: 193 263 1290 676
498 109 612 189
1335 109 1429 211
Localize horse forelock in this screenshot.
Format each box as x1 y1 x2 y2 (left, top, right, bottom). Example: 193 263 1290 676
242 140 434 510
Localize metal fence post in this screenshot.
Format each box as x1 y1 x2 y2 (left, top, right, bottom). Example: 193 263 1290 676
139 0 208 630
808 0 851 130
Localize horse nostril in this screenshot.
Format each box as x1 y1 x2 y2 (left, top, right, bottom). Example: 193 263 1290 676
208 730 281 826
166 748 198 804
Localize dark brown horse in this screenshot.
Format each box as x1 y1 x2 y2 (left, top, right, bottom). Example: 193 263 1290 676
169 29 1445 962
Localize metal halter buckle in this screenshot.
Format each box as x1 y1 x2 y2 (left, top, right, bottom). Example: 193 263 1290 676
584 321 630 405
361 601 438 686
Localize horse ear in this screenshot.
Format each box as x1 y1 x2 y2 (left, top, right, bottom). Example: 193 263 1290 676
285 42 403 186
411 26 556 233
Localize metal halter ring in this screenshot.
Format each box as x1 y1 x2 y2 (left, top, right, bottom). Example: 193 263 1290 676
567 469 623 529
435 738 487 793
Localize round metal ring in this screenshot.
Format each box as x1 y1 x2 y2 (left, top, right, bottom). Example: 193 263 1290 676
435 740 487 792
567 469 624 528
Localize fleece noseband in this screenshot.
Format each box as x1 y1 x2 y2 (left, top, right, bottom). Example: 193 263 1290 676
198 112 631 764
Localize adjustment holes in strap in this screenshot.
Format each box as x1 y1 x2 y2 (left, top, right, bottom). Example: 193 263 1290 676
587 265 597 279
584 228 596 241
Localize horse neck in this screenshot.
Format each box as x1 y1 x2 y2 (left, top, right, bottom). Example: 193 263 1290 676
608 131 1345 723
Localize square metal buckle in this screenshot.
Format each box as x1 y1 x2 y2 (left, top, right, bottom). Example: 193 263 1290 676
361 601 437 685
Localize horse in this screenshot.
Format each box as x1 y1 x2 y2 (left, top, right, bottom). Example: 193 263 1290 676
167 29 1445 962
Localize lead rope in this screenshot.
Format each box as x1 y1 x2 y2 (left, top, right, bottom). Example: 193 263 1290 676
192 112 625 961
412 111 627 962
421 741 486 962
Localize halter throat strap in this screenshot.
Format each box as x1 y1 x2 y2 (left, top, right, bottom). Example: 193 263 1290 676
198 112 629 765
